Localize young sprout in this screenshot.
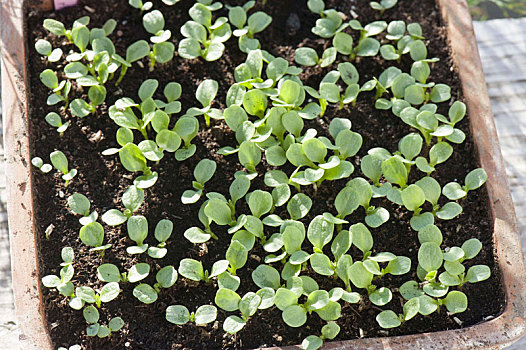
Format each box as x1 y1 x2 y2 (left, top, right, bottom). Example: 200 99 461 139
184 79 220 127
228 3 272 53
116 40 151 85
348 20 387 59
166 304 218 326
178 258 230 283
40 69 71 108
42 247 75 298
182 159 217 204
83 305 124 338
131 266 178 304
102 185 145 226
142 10 175 69
294 47 337 68
34 39 62 62
126 215 149 254
70 86 107 117
301 322 341 350
443 168 488 200
50 150 77 186
128 0 152 12
311 9 348 39
31 157 52 173
45 112 69 135
70 282 120 310
370 0 398 15
148 219 173 258
68 193 98 226
79 222 112 256
178 2 232 61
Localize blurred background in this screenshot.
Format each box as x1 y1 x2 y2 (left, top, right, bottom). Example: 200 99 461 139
1 0 525 349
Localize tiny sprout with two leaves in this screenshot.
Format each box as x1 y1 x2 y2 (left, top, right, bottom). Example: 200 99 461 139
166 304 218 325
182 159 217 204
102 185 145 226
50 150 77 186
42 247 75 298
31 157 52 173
45 112 69 135
68 193 98 225
83 306 124 338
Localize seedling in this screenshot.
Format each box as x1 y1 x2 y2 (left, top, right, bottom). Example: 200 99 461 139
69 282 120 310
132 266 179 304
178 2 232 61
228 3 272 53
102 185 145 226
31 157 52 173
40 69 71 108
178 258 230 283
42 247 75 298
128 0 152 12
166 304 218 325
294 47 337 68
45 112 69 135
311 9 348 38
370 0 398 15
35 39 62 62
443 168 487 200
84 311 124 338
148 219 173 258
184 79 220 127
50 150 77 186
348 20 388 59
68 193 98 225
79 222 112 256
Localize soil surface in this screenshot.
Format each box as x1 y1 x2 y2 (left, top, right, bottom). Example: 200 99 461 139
26 0 505 349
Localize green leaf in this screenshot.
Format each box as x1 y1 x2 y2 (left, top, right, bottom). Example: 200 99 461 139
248 190 273 218
252 265 281 289
418 225 443 245
430 84 451 103
307 215 334 251
247 11 272 34
108 317 124 332
215 288 241 311
401 184 425 212
287 193 312 220
133 283 158 304
99 282 120 303
83 306 99 324
119 143 147 173
418 242 443 272
43 19 66 36
301 335 323 350
126 40 150 62
465 168 487 191
204 198 232 225
223 315 246 334
178 258 204 281
97 264 121 283
156 265 178 288
178 38 201 59
333 32 353 55
461 238 482 259
128 263 150 283
166 305 190 325
443 291 468 314
436 202 462 220
376 310 401 329
195 305 217 325
295 47 318 66
67 193 90 216
70 99 91 117
242 89 267 117
226 240 248 270
334 187 359 218
448 101 466 124
466 265 491 283
350 223 373 254
355 38 380 57
282 305 307 327
79 222 104 247
369 287 392 306
310 253 334 276
143 10 165 34
382 156 407 187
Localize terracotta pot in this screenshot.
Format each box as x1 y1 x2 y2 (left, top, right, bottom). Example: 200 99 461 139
2 0 525 349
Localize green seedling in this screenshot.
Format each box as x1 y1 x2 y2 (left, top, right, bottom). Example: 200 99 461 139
69 282 120 310
300 322 341 350
40 69 71 108
128 0 153 12
443 168 487 200
184 79 220 127
42 247 75 298
45 112 69 135
178 258 230 283
166 304 218 325
148 219 174 258
79 222 112 256
294 47 337 68
347 20 388 59
132 266 179 304
35 38 62 62
31 157 52 174
102 185 145 226
50 150 77 186
311 9 348 38
84 309 124 338
228 3 272 53
178 2 232 61
68 193 98 225
126 215 149 254
70 85 107 117
370 0 398 15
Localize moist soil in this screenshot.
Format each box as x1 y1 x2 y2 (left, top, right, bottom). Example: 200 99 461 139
26 0 505 349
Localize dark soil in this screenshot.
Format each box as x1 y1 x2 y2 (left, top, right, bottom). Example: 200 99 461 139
26 0 505 349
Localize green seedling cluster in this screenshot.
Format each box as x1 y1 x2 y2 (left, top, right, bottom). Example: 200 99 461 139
39 0 494 347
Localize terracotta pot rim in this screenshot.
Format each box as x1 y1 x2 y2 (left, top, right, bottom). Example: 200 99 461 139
2 0 525 349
